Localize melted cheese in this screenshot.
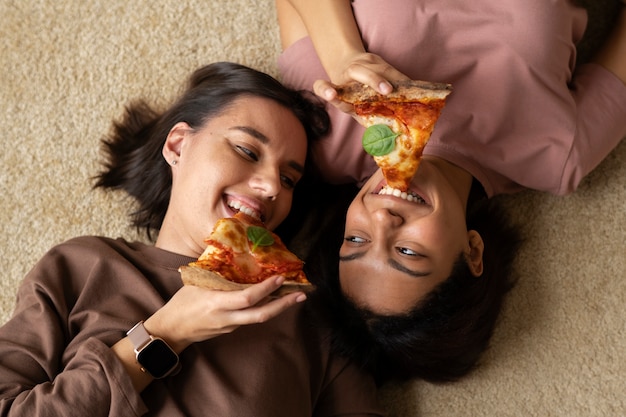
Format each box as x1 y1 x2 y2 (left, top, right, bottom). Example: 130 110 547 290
192 213 308 284
354 100 443 191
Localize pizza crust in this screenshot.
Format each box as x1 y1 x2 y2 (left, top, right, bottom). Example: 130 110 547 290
335 79 452 103
179 265 313 296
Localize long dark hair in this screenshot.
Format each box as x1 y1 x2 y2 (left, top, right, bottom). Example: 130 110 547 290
305 185 522 384
94 62 329 239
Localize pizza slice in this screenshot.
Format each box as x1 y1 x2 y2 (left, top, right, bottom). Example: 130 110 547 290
335 79 452 191
179 212 312 296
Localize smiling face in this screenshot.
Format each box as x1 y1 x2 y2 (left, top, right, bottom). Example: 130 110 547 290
156 95 308 257
339 157 484 315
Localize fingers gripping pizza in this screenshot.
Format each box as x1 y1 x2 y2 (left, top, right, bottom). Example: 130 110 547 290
180 212 312 295
335 80 452 191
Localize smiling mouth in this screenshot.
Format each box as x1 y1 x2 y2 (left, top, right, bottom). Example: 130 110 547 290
377 185 427 204
227 199 263 222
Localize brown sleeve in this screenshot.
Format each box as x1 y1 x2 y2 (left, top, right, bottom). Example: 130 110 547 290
0 240 147 416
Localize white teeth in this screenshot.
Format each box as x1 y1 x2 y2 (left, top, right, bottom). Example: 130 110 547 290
378 186 425 204
240 206 258 219
227 201 261 221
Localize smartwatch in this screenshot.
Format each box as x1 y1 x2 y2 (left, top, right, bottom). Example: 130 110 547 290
126 321 180 379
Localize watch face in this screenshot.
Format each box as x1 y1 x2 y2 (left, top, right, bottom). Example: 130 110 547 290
137 338 179 379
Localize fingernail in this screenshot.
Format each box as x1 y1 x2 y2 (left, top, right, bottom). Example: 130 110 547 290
275 276 285 286
379 81 392 94
295 293 307 303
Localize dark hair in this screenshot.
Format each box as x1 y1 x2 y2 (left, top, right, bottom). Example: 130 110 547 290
94 61 329 239
305 189 522 385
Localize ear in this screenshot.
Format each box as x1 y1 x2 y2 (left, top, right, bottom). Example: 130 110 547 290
162 122 191 165
466 230 484 277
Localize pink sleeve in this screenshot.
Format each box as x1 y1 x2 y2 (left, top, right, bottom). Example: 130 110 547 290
558 63 626 195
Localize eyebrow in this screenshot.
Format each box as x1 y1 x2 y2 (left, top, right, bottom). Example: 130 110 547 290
232 126 269 144
230 126 305 174
339 252 430 278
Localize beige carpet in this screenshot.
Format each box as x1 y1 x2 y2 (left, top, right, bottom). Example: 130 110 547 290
1 1 624 415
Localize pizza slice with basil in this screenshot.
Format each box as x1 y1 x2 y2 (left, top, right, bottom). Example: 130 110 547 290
335 80 452 191
180 212 312 295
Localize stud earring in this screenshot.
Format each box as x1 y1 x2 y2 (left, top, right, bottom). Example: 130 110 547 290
171 160 177 166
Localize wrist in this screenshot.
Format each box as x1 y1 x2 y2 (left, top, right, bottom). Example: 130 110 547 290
143 317 188 354
127 321 180 379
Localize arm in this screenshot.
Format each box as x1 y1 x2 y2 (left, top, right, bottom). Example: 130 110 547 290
0 240 305 415
277 0 364 81
111 276 304 392
276 0 407 96
0 257 146 416
556 6 626 195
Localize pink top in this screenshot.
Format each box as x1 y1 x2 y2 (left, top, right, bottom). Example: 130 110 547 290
278 0 626 196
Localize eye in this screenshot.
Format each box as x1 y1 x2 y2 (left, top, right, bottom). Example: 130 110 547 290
280 174 297 190
344 235 368 244
396 246 419 256
235 145 259 161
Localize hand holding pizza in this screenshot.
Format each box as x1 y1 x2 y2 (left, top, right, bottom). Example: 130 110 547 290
144 212 311 352
143 276 306 353
158 212 312 351
313 51 409 113
321 51 410 95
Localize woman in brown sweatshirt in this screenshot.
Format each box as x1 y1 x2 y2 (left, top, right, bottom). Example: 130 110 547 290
0 62 384 417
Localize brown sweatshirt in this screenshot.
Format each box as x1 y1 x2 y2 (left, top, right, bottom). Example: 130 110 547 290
0 236 384 417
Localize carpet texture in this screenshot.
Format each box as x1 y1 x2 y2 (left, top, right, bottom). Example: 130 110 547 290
1 1 624 415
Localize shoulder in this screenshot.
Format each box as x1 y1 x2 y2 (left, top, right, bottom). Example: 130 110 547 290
51 235 173 258
41 236 147 264
53 235 132 251
35 236 194 285
18 237 173 313
23 236 150 287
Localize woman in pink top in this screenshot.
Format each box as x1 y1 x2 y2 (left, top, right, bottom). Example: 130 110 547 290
276 0 626 382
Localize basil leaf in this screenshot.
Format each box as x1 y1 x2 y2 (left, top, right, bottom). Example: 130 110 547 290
362 124 398 156
247 226 275 251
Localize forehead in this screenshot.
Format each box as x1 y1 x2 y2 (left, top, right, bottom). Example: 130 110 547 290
339 260 421 314
217 95 290 119
207 96 304 135
198 96 308 167
339 252 454 315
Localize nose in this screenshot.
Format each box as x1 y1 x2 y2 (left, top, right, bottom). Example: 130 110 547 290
371 207 404 228
250 167 281 200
